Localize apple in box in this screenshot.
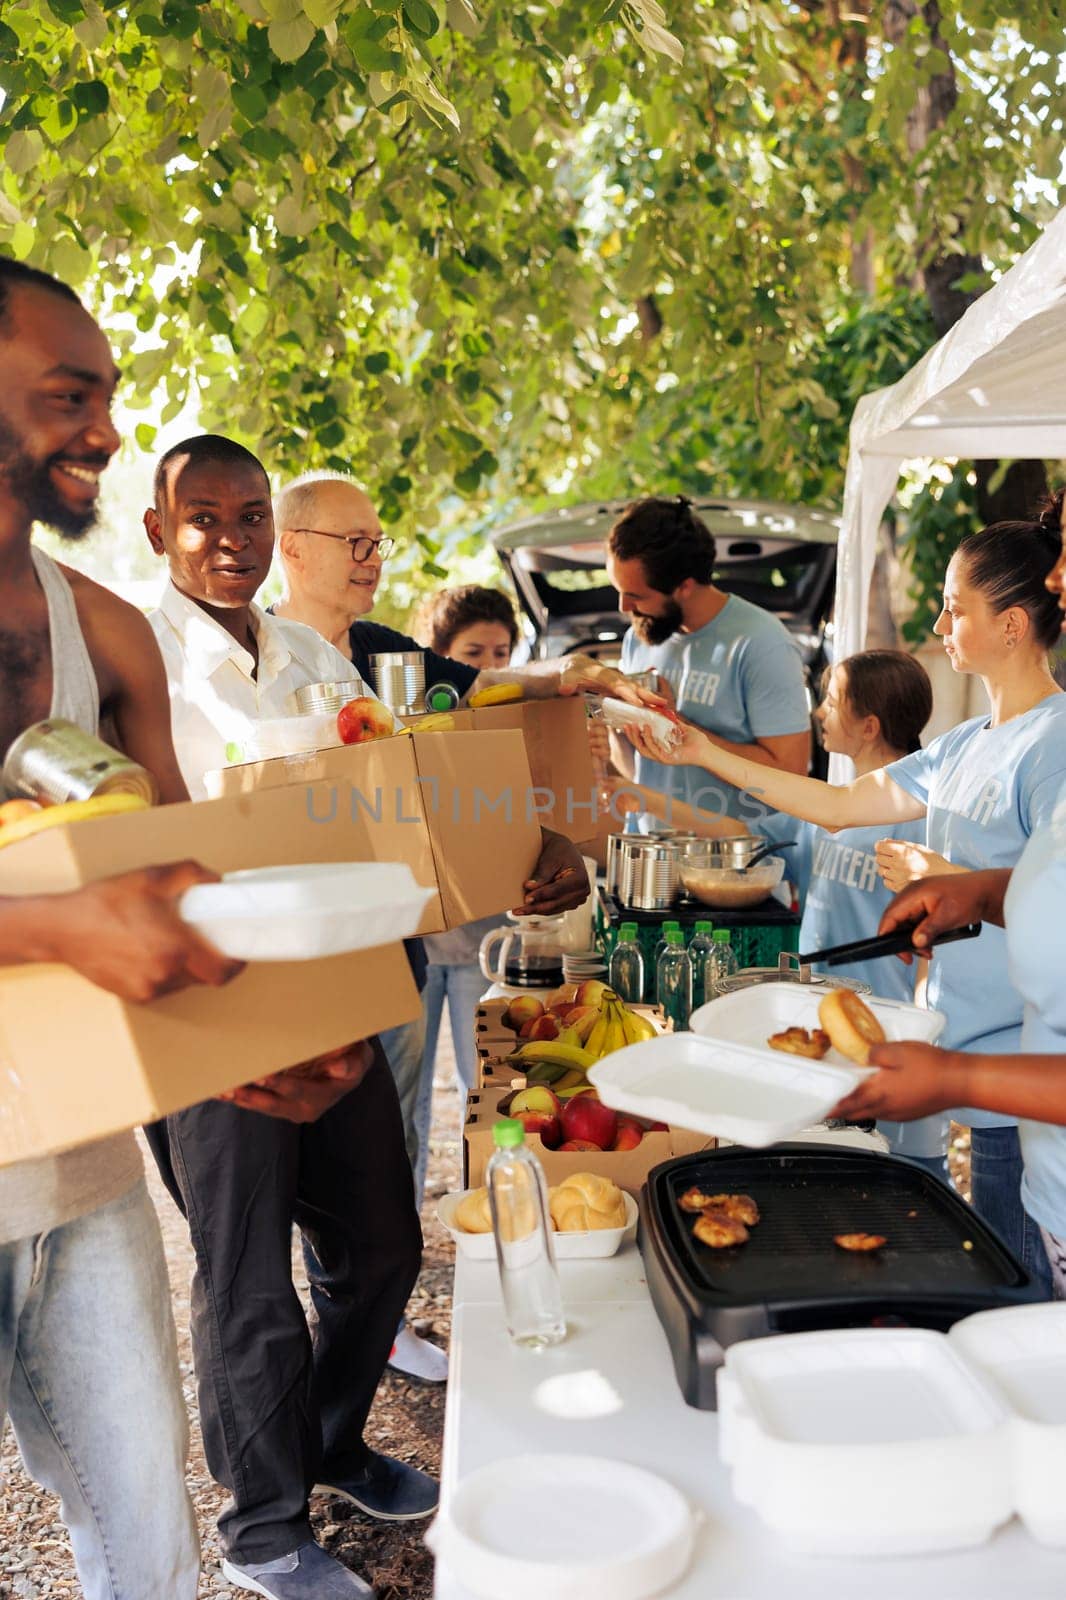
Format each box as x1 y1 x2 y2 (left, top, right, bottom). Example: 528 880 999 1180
510 1086 562 1150
503 996 544 1032
337 697 395 745
559 1095 617 1152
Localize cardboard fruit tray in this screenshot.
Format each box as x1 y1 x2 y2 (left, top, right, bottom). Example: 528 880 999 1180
474 996 670 1090
463 1085 714 1198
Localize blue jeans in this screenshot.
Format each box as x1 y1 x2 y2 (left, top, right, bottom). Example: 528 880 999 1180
379 1011 427 1184
969 1125 1053 1298
0 1179 198 1599
413 962 486 1203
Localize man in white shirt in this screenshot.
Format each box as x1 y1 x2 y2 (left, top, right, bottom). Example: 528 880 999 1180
143 434 431 1600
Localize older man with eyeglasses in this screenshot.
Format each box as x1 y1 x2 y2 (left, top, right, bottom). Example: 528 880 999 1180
272 472 651 1380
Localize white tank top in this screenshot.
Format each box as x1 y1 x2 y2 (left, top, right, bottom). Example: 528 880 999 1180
0 549 142 1246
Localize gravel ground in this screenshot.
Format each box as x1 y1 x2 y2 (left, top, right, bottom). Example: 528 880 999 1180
1 1040 973 1599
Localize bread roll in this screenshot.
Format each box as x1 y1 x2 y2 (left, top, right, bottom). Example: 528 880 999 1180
549 1171 628 1233
453 1188 493 1234
818 987 886 1066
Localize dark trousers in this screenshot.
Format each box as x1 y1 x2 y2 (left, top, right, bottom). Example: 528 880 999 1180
145 1048 422 1563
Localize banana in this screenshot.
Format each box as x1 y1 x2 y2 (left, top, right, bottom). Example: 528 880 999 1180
557 1084 599 1101
468 683 523 707
599 1004 628 1058
0 792 149 850
508 1039 599 1071
621 1008 657 1044
524 1061 569 1085
552 1068 588 1091
410 712 456 732
571 1009 601 1045
583 1012 611 1059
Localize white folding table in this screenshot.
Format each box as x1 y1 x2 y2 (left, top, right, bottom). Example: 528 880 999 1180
434 1243 1066 1599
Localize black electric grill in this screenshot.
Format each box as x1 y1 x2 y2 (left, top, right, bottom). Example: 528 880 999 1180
640 1145 1041 1410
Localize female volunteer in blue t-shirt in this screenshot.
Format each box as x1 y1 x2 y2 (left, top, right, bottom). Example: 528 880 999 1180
624 498 1066 1282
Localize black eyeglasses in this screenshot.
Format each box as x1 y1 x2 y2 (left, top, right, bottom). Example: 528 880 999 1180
291 528 396 562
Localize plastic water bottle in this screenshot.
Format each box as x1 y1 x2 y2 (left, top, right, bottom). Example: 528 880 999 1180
609 922 645 1004
688 921 716 1011
653 918 681 970
487 1119 566 1349
656 929 692 1032
707 928 738 997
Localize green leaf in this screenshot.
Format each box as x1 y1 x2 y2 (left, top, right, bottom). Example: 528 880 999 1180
268 11 317 62
71 81 110 118
402 0 439 37
135 422 158 450
350 36 401 72
364 351 391 373
232 80 270 121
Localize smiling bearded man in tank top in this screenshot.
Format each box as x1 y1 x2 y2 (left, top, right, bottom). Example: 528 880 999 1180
0 260 376 1600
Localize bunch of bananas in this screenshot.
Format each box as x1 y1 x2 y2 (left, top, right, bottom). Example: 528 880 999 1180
506 989 657 1093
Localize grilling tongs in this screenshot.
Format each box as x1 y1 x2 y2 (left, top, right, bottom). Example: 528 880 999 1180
790 920 981 973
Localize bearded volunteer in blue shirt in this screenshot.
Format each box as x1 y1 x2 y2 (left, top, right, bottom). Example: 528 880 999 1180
625 494 1066 1292
605 496 811 816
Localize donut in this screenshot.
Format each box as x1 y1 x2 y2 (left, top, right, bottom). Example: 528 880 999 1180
818 988 886 1065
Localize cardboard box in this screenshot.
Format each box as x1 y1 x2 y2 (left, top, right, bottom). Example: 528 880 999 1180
0 786 421 1167
205 729 543 933
463 1086 715 1197
403 699 597 843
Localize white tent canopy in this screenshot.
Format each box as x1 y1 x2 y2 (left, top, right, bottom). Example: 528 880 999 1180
833 202 1066 667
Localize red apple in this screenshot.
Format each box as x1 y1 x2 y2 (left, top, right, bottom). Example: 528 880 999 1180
337 696 394 745
528 1014 560 1041
611 1119 643 1153
574 979 609 1008
558 1139 600 1152
548 1002 576 1021
560 1095 618 1152
516 1111 562 1149
504 996 544 1032
647 1121 669 1132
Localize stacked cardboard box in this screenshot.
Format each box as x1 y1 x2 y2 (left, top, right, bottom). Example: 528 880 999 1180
206 727 543 932
402 699 596 843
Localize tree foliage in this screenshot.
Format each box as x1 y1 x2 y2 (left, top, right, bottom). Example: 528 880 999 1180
1 0 1062 626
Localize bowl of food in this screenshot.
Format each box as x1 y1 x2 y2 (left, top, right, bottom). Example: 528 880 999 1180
678 853 786 909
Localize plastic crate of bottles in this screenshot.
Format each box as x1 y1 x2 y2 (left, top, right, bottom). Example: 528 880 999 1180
598 895 799 1007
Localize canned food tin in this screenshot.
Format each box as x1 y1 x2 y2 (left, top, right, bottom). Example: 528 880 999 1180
294 680 361 715
617 837 680 911
2 719 158 805
371 651 426 715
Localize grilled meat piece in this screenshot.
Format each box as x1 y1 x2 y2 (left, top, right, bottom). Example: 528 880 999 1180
834 1232 887 1252
768 1026 831 1059
692 1208 750 1248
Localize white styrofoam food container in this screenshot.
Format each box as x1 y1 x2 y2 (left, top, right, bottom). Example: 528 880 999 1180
717 1328 1013 1556
426 1454 696 1600
599 697 682 749
179 862 434 961
437 1190 638 1261
949 1303 1066 1547
690 981 946 1068
587 1033 864 1146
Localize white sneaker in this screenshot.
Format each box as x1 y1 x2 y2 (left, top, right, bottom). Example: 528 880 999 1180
387 1325 448 1384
